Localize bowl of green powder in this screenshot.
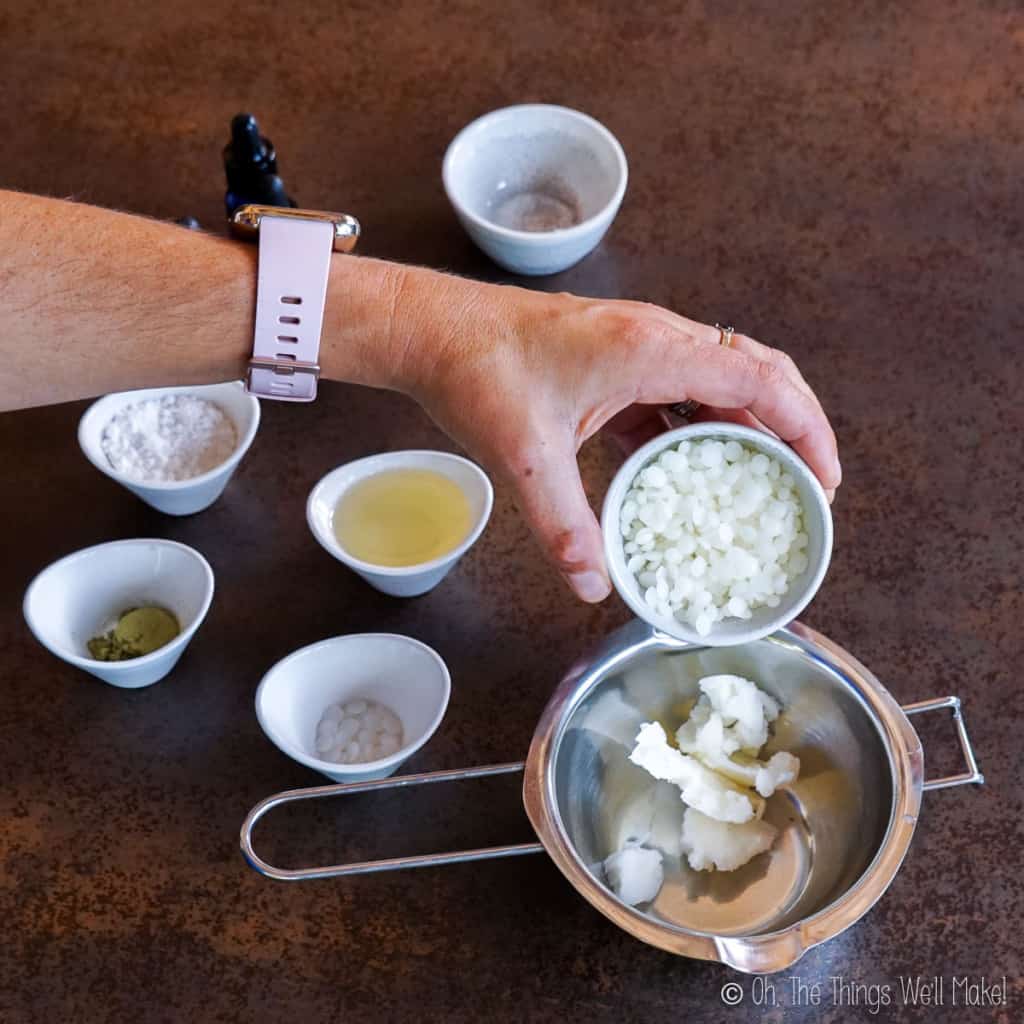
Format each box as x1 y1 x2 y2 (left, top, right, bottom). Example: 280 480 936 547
23 538 215 688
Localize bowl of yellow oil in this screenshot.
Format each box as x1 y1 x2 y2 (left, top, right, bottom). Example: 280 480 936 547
306 451 493 596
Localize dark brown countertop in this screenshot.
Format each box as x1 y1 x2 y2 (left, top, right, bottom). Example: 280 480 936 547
1 1 1022 1021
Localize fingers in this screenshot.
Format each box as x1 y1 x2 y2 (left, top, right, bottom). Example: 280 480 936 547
726 333 819 408
502 438 611 603
689 404 768 434
632 333 841 491
614 304 840 489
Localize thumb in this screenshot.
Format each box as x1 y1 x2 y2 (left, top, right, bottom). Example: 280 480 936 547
505 440 611 603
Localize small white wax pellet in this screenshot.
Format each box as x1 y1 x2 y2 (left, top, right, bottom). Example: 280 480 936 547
690 555 708 578
381 711 403 736
638 571 657 588
345 699 368 717
620 500 638 522
315 733 335 754
751 453 770 475
336 717 360 745
323 704 344 724
727 596 749 617
344 741 360 761
328 743 346 762
766 595 781 607
635 528 654 546
695 613 713 636
700 442 724 468
642 465 668 488
644 587 659 608
627 554 646 574
316 719 337 741
664 547 683 565
718 523 734 546
724 440 743 462
637 504 658 527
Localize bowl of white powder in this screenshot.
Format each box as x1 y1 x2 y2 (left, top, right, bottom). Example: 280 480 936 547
78 381 260 515
602 423 833 647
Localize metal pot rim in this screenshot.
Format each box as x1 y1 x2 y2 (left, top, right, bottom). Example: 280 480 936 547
521 619 925 973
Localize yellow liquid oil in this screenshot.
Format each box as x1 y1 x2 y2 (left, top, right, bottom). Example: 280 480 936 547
332 469 474 567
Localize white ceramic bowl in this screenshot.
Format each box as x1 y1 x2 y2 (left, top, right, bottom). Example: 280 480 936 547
307 450 493 598
256 633 452 783
23 538 215 688
78 380 261 516
601 423 833 647
443 104 628 276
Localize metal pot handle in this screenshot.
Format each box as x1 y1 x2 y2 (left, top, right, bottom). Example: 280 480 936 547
240 762 544 881
902 696 984 791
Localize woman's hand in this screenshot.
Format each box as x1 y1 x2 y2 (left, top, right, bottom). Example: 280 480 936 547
387 265 841 604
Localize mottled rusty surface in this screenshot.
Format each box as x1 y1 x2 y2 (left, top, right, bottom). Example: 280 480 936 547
1 1 1022 1021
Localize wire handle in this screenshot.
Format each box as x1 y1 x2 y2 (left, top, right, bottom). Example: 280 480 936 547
903 696 984 791
240 761 543 881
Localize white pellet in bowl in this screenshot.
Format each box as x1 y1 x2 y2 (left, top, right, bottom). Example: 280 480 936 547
618 438 809 637
315 698 405 764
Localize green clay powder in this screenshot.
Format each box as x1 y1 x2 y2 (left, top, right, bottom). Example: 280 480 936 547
87 606 180 662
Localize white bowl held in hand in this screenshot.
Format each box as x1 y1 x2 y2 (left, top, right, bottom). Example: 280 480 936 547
443 104 628 276
78 380 260 516
255 633 451 783
602 423 833 647
307 450 493 598
23 538 215 688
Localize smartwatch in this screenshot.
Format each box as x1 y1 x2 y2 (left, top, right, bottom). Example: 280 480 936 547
231 204 360 402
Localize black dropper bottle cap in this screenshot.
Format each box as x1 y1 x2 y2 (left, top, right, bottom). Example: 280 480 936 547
223 112 297 217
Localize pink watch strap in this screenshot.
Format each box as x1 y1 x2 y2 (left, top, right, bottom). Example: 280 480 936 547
246 215 334 402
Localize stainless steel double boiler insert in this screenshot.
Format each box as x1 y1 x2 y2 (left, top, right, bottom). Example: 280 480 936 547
241 619 982 973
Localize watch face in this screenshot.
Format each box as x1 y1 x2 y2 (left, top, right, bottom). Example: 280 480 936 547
230 205 361 253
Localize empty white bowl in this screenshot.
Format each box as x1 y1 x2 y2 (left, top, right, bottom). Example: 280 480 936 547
78 380 261 516
23 538 215 688
443 104 628 276
307 450 493 598
255 633 452 783
602 423 833 647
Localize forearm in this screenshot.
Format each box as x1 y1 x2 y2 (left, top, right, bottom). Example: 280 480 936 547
0 191 418 410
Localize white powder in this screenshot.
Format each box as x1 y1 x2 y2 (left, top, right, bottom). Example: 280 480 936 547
100 394 238 483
